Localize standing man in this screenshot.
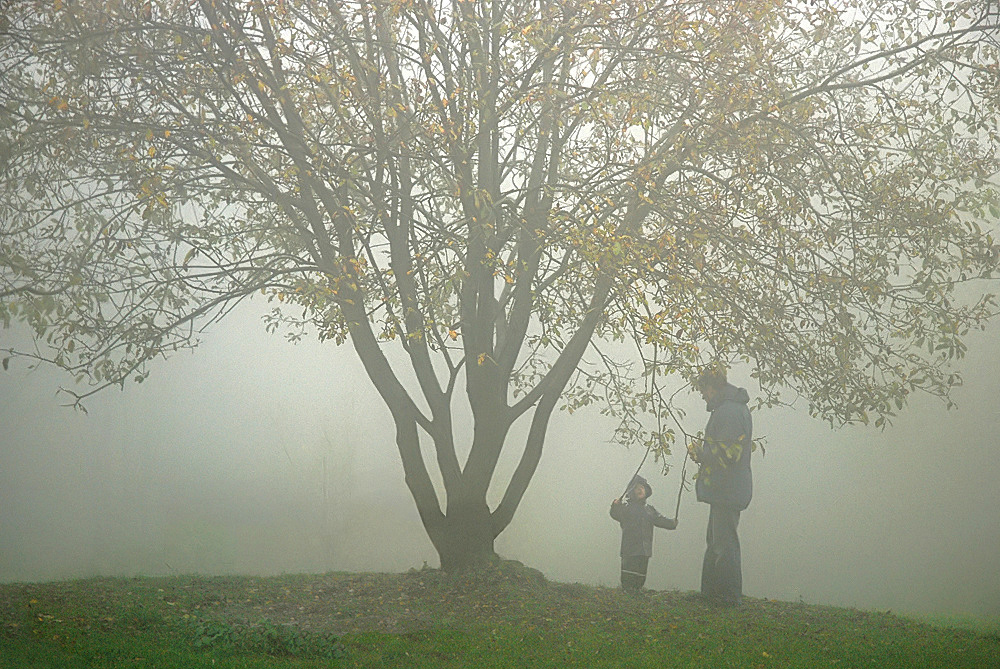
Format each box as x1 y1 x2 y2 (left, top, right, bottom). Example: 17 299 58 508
688 365 753 606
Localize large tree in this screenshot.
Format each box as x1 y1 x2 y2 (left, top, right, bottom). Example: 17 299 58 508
2 0 998 569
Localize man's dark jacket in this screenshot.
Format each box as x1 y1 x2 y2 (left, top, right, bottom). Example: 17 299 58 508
695 383 753 510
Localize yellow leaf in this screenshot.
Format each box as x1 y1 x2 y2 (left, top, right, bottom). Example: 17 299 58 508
477 353 486 366
148 146 156 157
449 330 458 340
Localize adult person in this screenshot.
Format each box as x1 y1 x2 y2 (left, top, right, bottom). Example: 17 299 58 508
688 365 753 606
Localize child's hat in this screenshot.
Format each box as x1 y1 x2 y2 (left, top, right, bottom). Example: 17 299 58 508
630 475 653 498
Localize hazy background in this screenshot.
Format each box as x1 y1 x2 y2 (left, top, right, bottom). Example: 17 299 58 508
2 303 998 625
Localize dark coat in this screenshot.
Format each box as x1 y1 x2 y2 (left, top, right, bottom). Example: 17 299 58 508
694 383 753 511
610 496 677 558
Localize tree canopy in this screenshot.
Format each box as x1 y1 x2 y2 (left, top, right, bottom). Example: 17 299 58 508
2 0 998 568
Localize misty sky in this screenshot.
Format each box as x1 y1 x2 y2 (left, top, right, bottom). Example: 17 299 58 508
1 302 998 623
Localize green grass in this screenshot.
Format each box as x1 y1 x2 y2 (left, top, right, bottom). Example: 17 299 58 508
2 563 997 668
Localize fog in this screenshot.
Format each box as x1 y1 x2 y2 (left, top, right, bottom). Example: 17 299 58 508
1 304 998 624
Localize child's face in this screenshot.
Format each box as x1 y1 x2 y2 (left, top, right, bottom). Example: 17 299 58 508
632 484 647 500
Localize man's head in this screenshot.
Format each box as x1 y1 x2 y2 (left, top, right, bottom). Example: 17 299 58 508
696 364 728 404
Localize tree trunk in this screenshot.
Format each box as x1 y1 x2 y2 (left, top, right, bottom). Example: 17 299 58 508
387 412 499 572
432 497 497 572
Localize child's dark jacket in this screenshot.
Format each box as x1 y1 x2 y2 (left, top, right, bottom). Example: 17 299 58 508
610 499 677 557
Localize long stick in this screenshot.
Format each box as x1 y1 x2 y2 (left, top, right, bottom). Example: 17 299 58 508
674 449 689 520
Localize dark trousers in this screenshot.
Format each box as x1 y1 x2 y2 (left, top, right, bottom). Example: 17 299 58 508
701 504 742 604
620 555 649 592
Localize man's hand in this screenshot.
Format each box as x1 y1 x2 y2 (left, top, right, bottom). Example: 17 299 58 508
687 442 700 463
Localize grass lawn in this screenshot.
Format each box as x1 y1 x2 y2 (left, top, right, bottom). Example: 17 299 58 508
2 562 997 668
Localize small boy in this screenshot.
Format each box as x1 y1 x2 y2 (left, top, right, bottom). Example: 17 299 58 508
610 475 678 592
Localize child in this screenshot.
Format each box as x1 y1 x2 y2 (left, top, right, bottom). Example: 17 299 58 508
610 475 678 592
